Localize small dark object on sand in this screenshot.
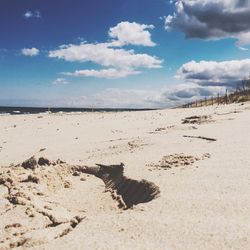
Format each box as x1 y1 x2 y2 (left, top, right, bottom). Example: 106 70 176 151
38 157 51 166
182 115 212 125
183 135 217 142
21 156 37 170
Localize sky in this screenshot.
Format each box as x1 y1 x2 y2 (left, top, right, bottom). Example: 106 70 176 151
1 0 250 108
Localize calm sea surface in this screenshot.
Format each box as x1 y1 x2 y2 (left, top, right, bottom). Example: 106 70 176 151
0 106 154 115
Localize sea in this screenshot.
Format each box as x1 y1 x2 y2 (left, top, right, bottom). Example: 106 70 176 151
0 106 153 115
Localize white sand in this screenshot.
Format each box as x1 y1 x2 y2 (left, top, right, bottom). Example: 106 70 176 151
0 102 250 249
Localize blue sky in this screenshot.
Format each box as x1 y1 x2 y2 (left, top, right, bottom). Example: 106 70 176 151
1 0 250 108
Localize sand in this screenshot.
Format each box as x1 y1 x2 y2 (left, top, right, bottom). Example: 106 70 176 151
0 102 250 249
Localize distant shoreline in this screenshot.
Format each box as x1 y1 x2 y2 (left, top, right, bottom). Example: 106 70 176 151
0 106 157 115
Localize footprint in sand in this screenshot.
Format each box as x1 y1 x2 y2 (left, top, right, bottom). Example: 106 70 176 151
89 138 148 158
148 153 211 170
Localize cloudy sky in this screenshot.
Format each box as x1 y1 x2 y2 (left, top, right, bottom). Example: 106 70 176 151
1 0 250 108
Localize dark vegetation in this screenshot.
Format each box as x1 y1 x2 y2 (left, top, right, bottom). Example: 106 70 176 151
181 76 250 108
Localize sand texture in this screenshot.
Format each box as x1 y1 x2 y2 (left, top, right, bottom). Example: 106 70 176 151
0 102 250 249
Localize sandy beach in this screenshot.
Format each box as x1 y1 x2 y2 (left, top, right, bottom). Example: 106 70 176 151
0 103 250 249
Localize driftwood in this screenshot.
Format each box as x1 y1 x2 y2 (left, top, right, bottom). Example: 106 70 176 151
183 135 217 142
215 110 242 115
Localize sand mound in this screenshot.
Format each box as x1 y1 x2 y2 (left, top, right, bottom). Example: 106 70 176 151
0 157 160 248
0 157 85 249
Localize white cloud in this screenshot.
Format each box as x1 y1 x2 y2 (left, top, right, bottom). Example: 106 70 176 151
49 42 162 69
64 68 141 79
24 10 41 19
21 48 40 56
176 59 250 88
165 0 250 47
49 42 162 79
48 21 162 79
238 46 248 51
109 21 156 47
67 83 226 109
52 78 69 85
236 31 250 47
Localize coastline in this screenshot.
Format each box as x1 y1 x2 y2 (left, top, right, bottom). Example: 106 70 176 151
0 106 156 116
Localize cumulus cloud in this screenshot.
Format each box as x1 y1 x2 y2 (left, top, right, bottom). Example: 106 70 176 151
165 0 250 47
21 48 40 56
49 42 162 79
109 21 156 47
49 43 162 69
64 68 141 79
48 21 161 79
176 59 250 88
24 10 41 19
52 78 69 85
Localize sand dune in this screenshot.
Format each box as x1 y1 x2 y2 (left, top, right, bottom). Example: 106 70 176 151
1 103 250 249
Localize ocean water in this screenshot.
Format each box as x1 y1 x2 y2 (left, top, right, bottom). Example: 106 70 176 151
0 106 153 115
